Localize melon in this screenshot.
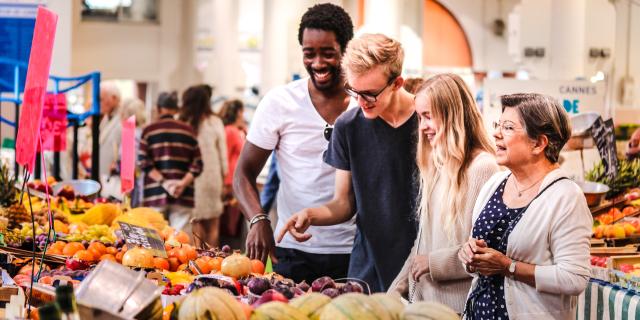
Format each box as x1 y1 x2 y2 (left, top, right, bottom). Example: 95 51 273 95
401 301 459 320
319 293 392 320
250 301 309 320
178 287 245 320
370 293 404 320
290 293 331 319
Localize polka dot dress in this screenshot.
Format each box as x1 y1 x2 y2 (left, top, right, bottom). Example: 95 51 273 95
469 177 524 320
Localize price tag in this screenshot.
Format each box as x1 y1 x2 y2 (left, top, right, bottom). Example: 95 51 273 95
120 115 136 193
39 93 67 152
591 116 618 180
118 221 167 258
15 7 58 172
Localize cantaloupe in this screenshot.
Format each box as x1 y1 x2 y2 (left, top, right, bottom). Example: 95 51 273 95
319 293 392 320
401 301 459 320
178 287 245 320
250 301 309 320
290 293 331 319
370 293 404 320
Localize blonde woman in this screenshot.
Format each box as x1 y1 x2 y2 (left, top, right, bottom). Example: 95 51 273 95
179 86 228 247
389 74 498 312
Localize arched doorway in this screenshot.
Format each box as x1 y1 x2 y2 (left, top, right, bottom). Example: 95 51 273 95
422 0 472 68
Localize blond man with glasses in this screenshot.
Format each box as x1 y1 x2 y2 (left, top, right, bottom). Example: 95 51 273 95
278 33 418 292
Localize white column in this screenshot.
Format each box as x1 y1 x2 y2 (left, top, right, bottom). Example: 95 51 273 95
549 0 586 79
261 0 292 93
206 0 242 98
46 0 72 77
361 0 400 38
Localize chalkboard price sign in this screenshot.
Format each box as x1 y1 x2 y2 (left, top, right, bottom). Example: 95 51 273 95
591 116 618 180
118 222 168 258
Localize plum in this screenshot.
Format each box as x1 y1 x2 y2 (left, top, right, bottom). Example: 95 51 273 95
297 280 310 292
247 277 271 295
311 276 336 292
340 281 364 294
321 288 341 298
274 284 294 299
291 287 305 297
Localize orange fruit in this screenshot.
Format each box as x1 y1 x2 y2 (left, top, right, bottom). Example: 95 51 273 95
88 242 107 255
168 248 179 259
100 254 116 262
177 264 188 272
251 259 265 274
73 250 95 262
105 247 117 255
174 231 190 244
168 257 180 271
115 251 125 263
177 246 197 264
208 257 223 272
153 257 170 270
52 241 66 250
39 276 54 285
62 242 85 257
184 245 197 260
190 258 212 274
46 247 62 255
88 248 102 261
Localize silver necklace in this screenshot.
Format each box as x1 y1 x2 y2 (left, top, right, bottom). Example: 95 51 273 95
513 175 545 197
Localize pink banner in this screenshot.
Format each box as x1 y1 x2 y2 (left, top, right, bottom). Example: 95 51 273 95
121 115 136 194
15 7 58 173
39 93 67 152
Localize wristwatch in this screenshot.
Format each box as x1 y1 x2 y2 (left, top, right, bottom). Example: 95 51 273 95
507 259 517 278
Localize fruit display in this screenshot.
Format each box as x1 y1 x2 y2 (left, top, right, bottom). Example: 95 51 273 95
586 159 640 198
177 287 246 320
595 206 640 225
592 220 639 239
64 224 116 244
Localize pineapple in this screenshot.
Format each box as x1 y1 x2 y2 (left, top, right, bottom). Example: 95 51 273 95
0 165 29 228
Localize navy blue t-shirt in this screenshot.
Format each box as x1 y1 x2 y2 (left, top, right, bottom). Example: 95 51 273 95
324 107 418 292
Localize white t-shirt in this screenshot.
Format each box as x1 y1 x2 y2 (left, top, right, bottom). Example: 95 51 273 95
247 78 356 254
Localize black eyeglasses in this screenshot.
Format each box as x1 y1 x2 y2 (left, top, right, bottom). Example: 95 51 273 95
344 76 397 103
324 124 333 141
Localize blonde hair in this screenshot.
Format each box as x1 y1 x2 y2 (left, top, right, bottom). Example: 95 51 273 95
119 98 147 127
341 33 404 79
415 74 494 239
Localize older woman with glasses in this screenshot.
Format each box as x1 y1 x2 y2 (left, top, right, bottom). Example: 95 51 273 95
458 93 592 319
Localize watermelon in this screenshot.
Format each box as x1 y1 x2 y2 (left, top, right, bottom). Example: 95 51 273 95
290 293 331 319
319 293 392 320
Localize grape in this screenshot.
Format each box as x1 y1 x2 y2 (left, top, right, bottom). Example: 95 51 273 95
222 245 231 253
24 236 33 243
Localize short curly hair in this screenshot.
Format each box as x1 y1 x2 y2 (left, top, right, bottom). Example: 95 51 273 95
298 3 354 52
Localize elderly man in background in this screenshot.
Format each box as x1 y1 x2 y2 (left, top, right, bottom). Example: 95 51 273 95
98 81 123 188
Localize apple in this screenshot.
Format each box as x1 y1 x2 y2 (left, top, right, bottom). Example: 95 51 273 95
65 258 90 271
57 186 75 200
619 263 634 273
252 289 288 308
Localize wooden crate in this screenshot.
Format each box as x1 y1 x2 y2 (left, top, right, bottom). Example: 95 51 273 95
607 255 640 270
591 246 638 256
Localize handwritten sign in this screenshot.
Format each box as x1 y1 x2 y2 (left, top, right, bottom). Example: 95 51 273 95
591 116 618 180
121 116 136 193
15 7 58 173
39 93 67 152
118 222 167 258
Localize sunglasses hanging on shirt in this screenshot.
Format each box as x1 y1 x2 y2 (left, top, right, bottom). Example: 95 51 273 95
324 124 333 142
